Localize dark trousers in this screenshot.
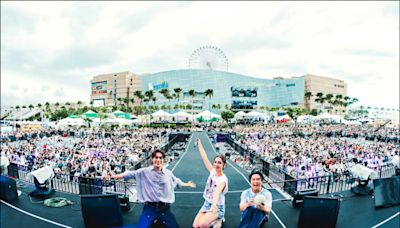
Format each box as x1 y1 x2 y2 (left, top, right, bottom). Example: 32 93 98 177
238 206 268 228
137 203 179 228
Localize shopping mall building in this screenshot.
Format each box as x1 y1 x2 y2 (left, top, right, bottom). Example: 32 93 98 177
90 69 347 113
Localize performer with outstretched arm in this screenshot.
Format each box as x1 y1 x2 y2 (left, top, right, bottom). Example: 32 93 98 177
104 149 196 228
193 138 229 228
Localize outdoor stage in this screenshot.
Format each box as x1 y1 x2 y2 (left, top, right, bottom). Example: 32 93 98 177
2 132 399 227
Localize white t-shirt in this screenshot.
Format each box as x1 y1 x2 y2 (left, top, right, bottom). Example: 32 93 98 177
240 188 272 209
203 169 228 206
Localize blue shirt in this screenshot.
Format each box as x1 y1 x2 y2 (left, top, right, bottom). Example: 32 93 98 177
123 166 183 203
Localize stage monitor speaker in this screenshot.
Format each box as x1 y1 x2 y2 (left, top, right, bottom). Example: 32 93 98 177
81 194 123 228
298 196 340 228
373 176 400 208
395 168 400 176
292 189 319 207
0 175 18 202
78 178 103 195
7 163 19 179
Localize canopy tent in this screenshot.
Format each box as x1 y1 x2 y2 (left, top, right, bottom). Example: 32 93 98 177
245 111 265 117
315 113 342 123
276 114 291 123
82 110 98 118
195 110 221 120
113 110 125 117
58 117 85 126
68 114 79 118
112 110 131 119
234 111 246 119
151 110 173 121
297 115 313 123
172 111 193 122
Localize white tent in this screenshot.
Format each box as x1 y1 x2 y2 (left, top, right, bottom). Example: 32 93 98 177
58 117 85 126
245 111 265 117
195 110 221 120
234 111 246 119
297 115 313 123
315 113 342 123
172 111 193 122
151 110 173 121
276 114 292 123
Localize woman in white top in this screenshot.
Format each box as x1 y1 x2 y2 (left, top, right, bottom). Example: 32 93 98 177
193 138 229 228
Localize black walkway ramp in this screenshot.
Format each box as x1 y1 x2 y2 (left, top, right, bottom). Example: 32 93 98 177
167 131 285 227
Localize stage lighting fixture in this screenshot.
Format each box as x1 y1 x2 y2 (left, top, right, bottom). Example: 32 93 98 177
350 164 375 195
0 156 10 175
28 166 55 198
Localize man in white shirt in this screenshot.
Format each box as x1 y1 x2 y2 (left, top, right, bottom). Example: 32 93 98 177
239 170 272 228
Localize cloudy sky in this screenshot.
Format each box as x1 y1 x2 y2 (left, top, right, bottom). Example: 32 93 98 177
1 1 399 109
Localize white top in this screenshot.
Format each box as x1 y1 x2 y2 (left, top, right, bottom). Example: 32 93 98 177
203 169 228 206
240 188 272 209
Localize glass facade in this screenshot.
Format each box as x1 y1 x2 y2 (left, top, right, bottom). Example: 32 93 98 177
139 69 304 109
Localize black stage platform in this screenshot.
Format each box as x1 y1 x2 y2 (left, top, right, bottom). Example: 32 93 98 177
1 132 399 227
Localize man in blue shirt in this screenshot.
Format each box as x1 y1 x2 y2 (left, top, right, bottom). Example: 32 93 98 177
106 149 196 227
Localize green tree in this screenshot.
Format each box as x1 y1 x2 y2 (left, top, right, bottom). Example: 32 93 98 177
173 88 183 106
204 89 214 111
134 90 144 106
325 94 334 113
221 110 234 123
315 92 324 114
304 91 313 111
188 89 196 115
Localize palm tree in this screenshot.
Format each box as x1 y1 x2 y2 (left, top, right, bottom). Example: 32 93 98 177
188 89 196 115
159 89 170 110
55 102 60 110
325 94 334 113
315 92 324 113
129 98 135 108
304 91 313 111
204 89 214 111
173 88 183 107
117 98 123 106
77 100 82 108
134 90 144 105
123 98 129 107
145 90 154 103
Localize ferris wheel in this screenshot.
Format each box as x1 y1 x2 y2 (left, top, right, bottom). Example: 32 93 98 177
188 45 229 72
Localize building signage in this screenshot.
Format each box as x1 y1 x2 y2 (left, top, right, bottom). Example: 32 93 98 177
148 81 169 90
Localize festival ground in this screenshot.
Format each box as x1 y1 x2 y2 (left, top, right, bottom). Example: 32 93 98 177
1 132 399 227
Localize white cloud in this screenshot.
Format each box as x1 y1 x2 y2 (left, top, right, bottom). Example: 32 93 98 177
1 1 398 109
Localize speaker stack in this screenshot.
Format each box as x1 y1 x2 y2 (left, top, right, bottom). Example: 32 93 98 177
292 189 319 207
0 175 18 202
81 194 123 228
373 175 400 208
298 196 341 228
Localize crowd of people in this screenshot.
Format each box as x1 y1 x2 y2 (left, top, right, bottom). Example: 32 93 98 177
227 125 399 179
1 128 173 180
